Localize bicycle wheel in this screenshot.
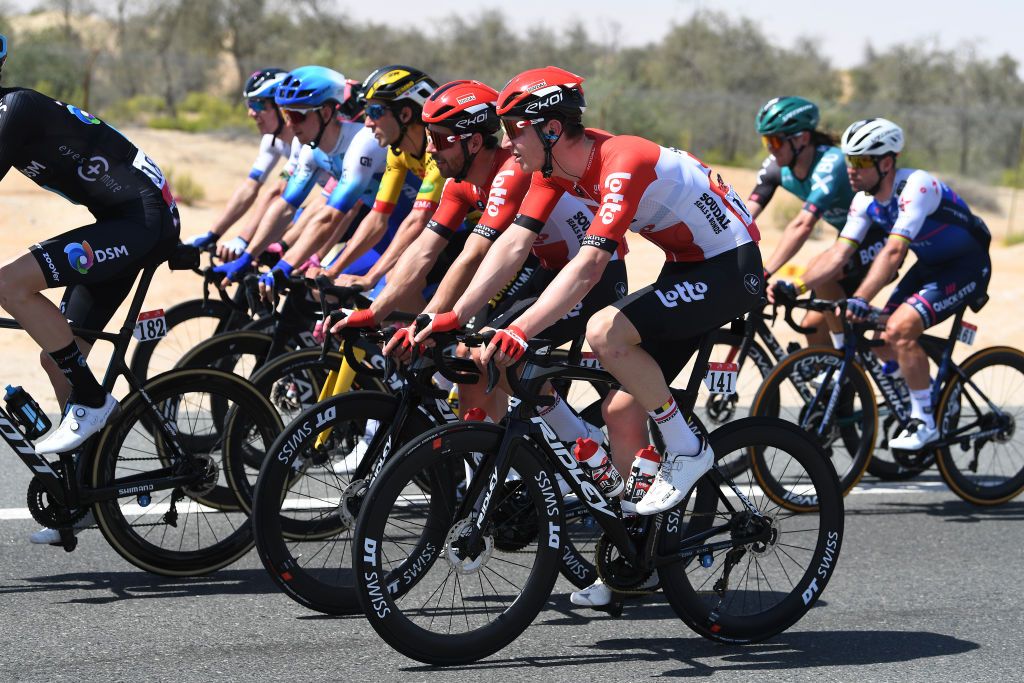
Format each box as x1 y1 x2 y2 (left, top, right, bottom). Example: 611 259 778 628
89 369 281 576
751 347 876 497
252 391 436 615
226 347 387 513
660 417 844 643
129 298 234 382
353 421 562 665
936 346 1024 505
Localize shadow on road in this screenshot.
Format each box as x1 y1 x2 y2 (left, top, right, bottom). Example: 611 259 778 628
0 568 280 604
406 622 978 673
848 498 1024 522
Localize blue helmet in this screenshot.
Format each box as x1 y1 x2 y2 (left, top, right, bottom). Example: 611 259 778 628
275 66 350 109
0 34 8 77
243 68 287 100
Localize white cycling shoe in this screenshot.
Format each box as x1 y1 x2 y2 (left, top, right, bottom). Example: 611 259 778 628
570 574 660 607
35 394 119 455
635 440 714 516
889 419 939 451
29 510 95 545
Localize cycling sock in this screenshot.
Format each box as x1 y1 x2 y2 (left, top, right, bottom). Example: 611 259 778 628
649 396 700 455
49 341 106 408
909 388 935 429
829 332 845 350
536 392 588 441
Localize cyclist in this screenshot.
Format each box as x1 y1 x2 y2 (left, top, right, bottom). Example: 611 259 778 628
215 66 391 287
776 118 991 450
749 96 885 349
336 80 612 443
185 68 302 260
0 34 180 535
321 65 444 297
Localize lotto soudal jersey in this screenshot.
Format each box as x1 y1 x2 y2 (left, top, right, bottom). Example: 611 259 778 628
839 168 990 265
748 145 854 229
428 148 605 270
0 87 175 210
515 129 759 262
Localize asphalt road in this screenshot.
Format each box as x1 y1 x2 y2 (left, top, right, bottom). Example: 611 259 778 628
1 457 1021 682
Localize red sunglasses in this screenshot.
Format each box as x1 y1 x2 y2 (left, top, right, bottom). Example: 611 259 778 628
500 117 545 140
282 107 319 125
426 128 473 151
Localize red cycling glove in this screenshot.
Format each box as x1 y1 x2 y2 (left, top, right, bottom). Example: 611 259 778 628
491 324 529 361
345 309 377 328
390 325 417 350
431 311 460 333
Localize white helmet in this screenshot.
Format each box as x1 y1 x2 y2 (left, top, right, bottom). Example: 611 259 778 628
841 118 904 156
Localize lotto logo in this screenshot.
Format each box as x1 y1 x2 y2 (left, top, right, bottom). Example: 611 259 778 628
655 281 708 308
598 172 631 225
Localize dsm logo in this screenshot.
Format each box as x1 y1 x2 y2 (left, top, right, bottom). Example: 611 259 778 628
64 241 129 275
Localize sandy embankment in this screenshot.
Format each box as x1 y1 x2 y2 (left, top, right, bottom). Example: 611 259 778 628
1 127 1021 410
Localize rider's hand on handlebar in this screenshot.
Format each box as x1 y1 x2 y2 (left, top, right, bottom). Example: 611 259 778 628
480 324 528 368
213 251 254 288
844 296 871 322
412 311 459 345
187 231 217 249
257 260 294 302
770 280 801 305
217 236 250 262
334 273 376 291
383 324 418 362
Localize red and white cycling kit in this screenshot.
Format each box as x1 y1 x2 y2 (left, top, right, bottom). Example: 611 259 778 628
513 129 764 382
514 130 760 262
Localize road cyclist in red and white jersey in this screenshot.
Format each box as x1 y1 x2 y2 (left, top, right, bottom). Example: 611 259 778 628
334 78 618 447
414 67 764 607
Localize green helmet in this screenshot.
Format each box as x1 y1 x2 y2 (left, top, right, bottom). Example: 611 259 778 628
756 96 820 136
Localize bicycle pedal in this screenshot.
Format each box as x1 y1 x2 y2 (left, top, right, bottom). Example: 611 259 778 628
57 527 78 553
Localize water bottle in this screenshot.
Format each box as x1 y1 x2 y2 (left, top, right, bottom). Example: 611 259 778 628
573 438 624 498
620 446 661 516
4 385 51 440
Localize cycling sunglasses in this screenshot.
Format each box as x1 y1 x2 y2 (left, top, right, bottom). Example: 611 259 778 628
845 154 883 169
500 117 545 140
426 127 473 151
282 107 318 125
247 98 272 112
365 103 395 121
761 133 799 150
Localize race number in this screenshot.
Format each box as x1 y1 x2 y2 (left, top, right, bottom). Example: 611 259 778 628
957 321 977 346
704 362 738 395
134 309 167 342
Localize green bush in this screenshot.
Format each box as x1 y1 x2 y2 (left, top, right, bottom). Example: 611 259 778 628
164 167 205 206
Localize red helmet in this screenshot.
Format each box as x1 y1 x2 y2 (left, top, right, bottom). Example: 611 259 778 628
422 80 499 134
496 66 586 120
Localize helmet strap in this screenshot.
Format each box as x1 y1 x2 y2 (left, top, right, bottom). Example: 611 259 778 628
453 137 478 183
532 123 561 179
310 107 332 149
785 137 808 170
867 156 891 196
271 102 285 140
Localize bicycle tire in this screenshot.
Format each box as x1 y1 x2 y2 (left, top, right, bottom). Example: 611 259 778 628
128 297 235 382
90 369 281 576
225 346 388 513
252 391 436 614
935 346 1024 505
751 346 876 498
660 417 844 643
352 421 562 666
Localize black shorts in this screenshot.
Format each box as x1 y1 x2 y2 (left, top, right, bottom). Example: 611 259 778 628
883 251 991 328
615 242 764 383
31 189 180 340
487 259 628 346
836 223 889 296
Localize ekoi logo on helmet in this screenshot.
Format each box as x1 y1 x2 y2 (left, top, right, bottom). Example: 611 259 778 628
523 90 564 115
65 241 95 274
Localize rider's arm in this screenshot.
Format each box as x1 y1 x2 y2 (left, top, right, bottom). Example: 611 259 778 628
799 239 857 291
508 246 612 338
852 236 908 302
420 233 493 314
359 208 434 286
746 156 782 223
451 225 538 324
279 203 347 268
244 196 296 257
763 209 820 275
209 134 283 235
0 91 33 182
